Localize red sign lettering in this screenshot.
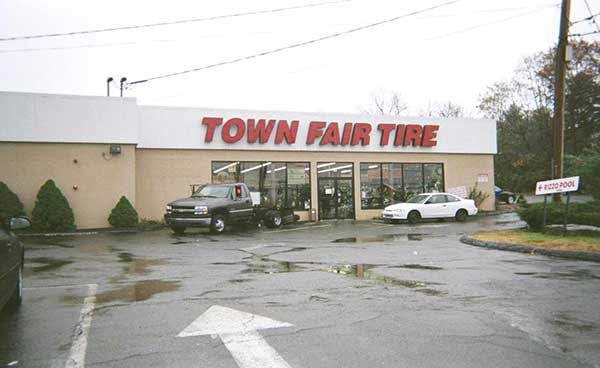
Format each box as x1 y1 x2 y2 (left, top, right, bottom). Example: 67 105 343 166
247 119 275 144
222 118 245 143
274 120 299 144
200 117 440 148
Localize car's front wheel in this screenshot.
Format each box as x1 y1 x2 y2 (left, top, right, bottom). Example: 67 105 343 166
506 196 515 204
407 211 420 224
210 215 227 234
455 209 468 222
9 262 23 307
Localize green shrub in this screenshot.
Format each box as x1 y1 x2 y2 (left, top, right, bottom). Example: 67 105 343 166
517 201 600 229
468 183 490 208
31 180 76 232
108 196 139 227
0 182 26 225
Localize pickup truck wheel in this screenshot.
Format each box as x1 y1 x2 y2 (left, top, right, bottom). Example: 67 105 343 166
170 226 186 235
265 210 282 228
455 209 468 222
210 215 226 234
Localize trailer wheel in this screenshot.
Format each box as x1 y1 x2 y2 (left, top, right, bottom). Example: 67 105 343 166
265 210 283 228
210 215 227 234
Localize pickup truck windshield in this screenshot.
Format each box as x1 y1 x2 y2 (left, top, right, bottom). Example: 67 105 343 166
193 185 231 198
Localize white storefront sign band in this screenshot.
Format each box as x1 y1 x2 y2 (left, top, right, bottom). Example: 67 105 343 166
535 176 580 196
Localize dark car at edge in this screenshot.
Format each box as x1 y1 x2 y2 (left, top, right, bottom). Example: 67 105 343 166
0 216 31 312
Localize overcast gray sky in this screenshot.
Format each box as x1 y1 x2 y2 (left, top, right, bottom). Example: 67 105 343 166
1 0 598 116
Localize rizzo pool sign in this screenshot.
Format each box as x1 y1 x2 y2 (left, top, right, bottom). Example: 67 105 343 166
201 117 439 147
535 176 580 195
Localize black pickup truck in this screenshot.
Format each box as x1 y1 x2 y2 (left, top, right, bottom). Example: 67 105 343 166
164 183 295 234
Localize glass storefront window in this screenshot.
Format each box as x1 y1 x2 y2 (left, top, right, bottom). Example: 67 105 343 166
359 162 445 209
212 161 310 210
240 162 264 192
403 164 423 195
360 164 382 209
212 161 239 184
381 163 404 205
317 162 353 178
262 162 286 208
287 163 311 210
423 164 444 193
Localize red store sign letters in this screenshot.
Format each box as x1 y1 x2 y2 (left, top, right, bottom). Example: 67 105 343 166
202 117 439 147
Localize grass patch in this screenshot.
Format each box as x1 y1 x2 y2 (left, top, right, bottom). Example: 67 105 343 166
471 229 600 253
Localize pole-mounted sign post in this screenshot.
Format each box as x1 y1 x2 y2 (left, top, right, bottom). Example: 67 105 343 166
535 176 579 235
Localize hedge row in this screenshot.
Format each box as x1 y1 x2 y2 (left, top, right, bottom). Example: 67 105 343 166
517 201 600 230
0 180 138 232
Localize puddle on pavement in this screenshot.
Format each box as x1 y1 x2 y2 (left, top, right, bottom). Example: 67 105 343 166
78 243 124 255
26 257 73 273
117 252 168 276
513 269 600 281
415 288 448 296
390 264 443 270
332 233 429 243
241 256 308 274
64 280 180 305
548 311 596 332
533 270 600 281
271 247 308 255
327 264 440 290
228 278 254 283
217 249 443 294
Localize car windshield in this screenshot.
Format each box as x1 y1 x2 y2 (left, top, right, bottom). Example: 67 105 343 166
192 185 231 198
406 194 430 204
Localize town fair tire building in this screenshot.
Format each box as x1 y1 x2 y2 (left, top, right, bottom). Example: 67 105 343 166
0 91 497 229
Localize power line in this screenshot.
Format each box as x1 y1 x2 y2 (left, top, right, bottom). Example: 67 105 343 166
128 0 463 86
583 0 600 32
426 4 559 41
569 30 600 36
0 0 351 42
0 5 554 55
570 11 600 24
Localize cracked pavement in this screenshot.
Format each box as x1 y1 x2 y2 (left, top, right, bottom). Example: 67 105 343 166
1 213 599 367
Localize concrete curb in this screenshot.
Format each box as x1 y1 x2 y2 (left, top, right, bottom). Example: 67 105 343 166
460 234 600 262
20 224 168 237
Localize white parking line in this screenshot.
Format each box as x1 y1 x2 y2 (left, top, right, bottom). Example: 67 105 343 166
24 283 97 290
64 283 98 368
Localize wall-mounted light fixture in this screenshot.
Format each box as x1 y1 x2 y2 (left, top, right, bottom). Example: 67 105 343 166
109 145 122 155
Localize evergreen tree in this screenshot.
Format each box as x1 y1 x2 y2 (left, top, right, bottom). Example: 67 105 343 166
108 196 139 227
31 180 76 232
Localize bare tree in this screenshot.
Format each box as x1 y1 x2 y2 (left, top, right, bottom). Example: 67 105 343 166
421 100 465 118
363 90 407 116
436 101 464 118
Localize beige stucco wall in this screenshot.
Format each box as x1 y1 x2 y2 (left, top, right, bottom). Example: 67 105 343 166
136 149 495 223
0 142 136 229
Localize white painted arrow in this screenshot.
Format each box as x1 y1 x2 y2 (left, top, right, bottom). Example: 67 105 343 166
178 305 294 368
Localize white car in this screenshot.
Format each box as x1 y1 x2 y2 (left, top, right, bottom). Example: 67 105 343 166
382 193 478 224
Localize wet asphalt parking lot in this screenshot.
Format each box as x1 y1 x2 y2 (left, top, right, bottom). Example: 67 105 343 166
1 213 600 368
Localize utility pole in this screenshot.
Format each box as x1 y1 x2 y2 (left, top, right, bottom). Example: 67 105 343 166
552 0 571 203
